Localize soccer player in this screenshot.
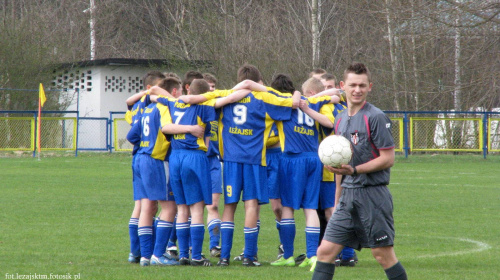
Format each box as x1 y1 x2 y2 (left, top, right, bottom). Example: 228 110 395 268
217 65 300 267
182 70 204 95
311 63 407 280
320 73 337 90
309 68 328 80
157 79 254 266
126 78 204 266
270 77 337 269
124 70 165 264
203 72 223 257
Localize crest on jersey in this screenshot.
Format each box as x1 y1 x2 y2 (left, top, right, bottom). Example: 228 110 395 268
351 131 359 145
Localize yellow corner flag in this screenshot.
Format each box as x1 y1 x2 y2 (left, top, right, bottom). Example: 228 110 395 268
39 83 47 107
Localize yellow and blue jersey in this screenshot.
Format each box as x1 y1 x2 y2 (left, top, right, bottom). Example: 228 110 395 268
218 91 294 166
321 99 348 181
126 93 151 125
276 96 333 154
126 102 172 161
206 120 220 157
157 96 216 152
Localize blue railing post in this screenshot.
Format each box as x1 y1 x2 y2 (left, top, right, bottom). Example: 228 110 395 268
403 112 409 158
483 112 488 159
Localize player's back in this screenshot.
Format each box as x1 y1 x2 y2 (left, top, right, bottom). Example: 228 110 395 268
133 103 171 160
278 96 333 154
158 96 216 151
219 91 293 166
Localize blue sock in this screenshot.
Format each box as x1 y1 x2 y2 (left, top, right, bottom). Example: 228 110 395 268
190 224 205 260
167 216 177 248
281 219 295 259
244 227 259 260
305 226 320 258
208 219 221 249
129 218 140 256
187 217 192 249
153 220 173 257
138 226 153 259
220 222 234 259
341 247 355 260
275 219 282 244
152 217 158 249
176 222 190 259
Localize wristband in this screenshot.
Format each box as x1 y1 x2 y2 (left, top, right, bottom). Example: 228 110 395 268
352 166 358 176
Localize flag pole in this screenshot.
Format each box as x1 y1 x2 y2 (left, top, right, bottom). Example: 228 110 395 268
38 83 47 161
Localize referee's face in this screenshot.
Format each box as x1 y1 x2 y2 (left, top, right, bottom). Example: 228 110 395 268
340 73 372 106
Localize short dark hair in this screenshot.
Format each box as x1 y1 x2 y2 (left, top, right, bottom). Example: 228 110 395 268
309 68 327 77
157 77 182 93
163 72 181 80
203 73 217 84
271 74 295 94
237 64 263 83
182 70 203 95
344 62 371 82
189 79 210 95
143 70 166 87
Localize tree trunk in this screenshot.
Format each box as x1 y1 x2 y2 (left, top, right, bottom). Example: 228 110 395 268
385 0 399 110
311 0 320 69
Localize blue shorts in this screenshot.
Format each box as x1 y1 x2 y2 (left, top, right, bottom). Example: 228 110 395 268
223 161 268 204
208 155 222 194
134 153 172 201
266 148 281 199
319 181 336 209
169 149 212 206
279 152 322 209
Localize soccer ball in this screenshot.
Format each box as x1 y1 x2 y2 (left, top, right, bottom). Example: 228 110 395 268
318 135 352 168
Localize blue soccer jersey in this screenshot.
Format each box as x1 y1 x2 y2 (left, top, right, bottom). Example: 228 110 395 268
277 96 334 154
126 102 172 160
206 120 220 157
218 91 294 166
157 96 217 151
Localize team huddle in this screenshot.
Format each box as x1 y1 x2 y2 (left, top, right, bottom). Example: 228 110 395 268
124 63 408 280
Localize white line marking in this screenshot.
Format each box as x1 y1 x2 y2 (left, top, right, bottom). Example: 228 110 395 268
400 235 492 259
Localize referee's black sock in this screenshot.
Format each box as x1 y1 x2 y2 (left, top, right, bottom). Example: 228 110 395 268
384 261 407 280
311 261 336 280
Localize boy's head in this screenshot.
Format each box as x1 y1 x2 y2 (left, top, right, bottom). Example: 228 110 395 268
271 74 295 94
309 68 327 80
182 70 204 95
203 73 217 91
143 70 166 89
189 79 210 95
237 64 263 84
302 77 325 97
163 72 181 80
158 77 182 98
320 73 337 89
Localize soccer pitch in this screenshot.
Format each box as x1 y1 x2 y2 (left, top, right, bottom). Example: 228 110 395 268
0 153 498 280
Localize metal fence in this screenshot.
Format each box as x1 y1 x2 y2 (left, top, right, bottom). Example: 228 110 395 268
1 110 499 158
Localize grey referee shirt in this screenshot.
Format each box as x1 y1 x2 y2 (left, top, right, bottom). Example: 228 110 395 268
333 102 394 188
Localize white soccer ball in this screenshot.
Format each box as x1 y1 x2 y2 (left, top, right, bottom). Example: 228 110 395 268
318 135 353 168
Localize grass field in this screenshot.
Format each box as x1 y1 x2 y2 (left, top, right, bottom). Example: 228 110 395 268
0 153 499 280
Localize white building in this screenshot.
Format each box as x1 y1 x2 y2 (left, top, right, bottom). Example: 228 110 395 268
51 58 209 149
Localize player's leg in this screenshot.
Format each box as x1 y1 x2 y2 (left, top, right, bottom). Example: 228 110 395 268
151 200 179 266
138 198 156 266
219 161 243 266
128 200 141 263
271 206 296 266
312 240 344 280
266 147 283 259
372 246 407 280
207 193 221 256
176 204 191 264
189 201 211 266
300 208 321 268
207 156 222 257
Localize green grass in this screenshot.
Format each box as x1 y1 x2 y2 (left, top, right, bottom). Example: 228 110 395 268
0 153 499 279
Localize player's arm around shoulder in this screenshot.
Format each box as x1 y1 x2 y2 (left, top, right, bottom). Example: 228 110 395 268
299 98 334 128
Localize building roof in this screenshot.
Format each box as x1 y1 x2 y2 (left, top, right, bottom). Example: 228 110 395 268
52 58 210 71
